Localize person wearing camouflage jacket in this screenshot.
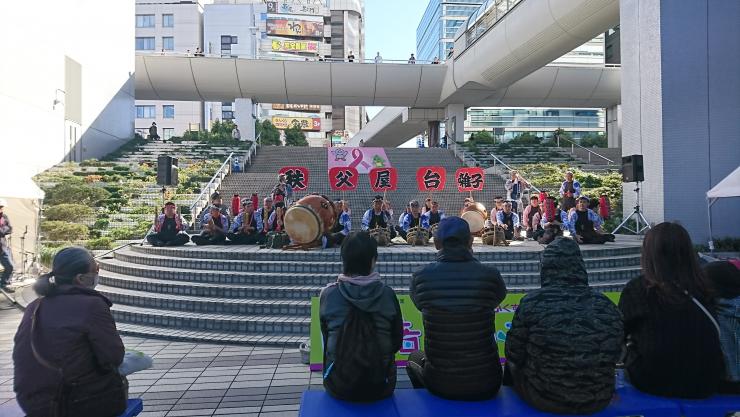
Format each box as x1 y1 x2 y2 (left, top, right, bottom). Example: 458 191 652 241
504 237 623 414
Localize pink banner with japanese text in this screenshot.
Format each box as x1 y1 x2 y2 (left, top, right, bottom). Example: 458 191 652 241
327 147 392 175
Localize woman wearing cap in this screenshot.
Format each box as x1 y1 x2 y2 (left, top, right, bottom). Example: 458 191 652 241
0 199 14 292
14 247 127 417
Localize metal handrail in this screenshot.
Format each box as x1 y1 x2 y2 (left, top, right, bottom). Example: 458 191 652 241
188 152 235 228
488 153 541 194
555 134 615 164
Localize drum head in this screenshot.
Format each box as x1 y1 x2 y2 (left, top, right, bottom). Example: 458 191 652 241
284 206 321 245
461 211 485 233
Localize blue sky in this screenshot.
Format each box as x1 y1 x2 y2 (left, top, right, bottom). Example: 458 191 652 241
364 0 428 121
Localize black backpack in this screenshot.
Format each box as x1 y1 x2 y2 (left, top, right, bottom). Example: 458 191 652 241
324 303 393 402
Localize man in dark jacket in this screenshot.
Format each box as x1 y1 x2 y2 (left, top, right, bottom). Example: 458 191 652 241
406 216 507 400
504 237 623 414
0 199 14 291
320 231 402 401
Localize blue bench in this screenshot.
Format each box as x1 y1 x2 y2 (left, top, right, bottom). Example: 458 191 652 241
299 390 400 417
299 387 683 417
677 395 740 417
0 398 143 417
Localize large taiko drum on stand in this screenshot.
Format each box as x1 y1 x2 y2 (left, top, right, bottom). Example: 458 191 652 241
284 194 337 245
460 202 488 234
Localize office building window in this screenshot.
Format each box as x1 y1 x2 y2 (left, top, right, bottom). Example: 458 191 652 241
136 14 155 28
163 128 174 140
135 37 155 51
135 105 156 118
162 37 174 51
162 14 174 28
222 111 234 120
163 105 175 119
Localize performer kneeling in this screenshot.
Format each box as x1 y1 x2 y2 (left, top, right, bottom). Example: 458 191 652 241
147 202 190 247
496 202 521 241
227 200 264 245
324 200 351 248
399 200 430 241
522 195 543 239
536 196 566 244
362 196 396 239
192 205 229 245
568 196 615 244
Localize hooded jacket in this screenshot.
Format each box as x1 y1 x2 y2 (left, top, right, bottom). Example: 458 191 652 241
410 245 507 400
319 273 402 397
13 282 125 417
505 237 623 414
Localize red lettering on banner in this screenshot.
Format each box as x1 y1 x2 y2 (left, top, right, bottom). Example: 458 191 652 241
416 166 446 191
278 166 309 191
369 167 397 192
329 167 358 191
455 167 485 192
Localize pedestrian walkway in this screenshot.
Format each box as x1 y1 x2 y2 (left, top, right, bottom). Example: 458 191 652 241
0 298 414 416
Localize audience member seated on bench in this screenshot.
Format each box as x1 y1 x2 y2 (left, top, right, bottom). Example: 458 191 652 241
147 201 190 247
703 260 740 395
13 247 129 417
619 222 725 399
192 205 229 246
406 217 507 401
504 237 623 414
320 232 403 402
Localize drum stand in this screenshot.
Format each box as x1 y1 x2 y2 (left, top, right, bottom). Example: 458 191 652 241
612 183 651 235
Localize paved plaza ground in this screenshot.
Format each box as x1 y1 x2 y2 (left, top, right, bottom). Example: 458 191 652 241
0 297 416 417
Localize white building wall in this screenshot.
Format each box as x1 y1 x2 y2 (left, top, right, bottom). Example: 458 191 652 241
0 0 134 178
135 1 204 136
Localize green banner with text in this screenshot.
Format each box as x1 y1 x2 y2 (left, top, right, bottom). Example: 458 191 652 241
309 292 622 371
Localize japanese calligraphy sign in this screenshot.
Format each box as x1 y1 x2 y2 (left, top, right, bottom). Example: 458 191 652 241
329 167 358 191
416 166 447 192
455 167 485 192
369 167 397 192
279 166 309 191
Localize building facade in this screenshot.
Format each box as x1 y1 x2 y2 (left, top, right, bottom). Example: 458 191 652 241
135 0 204 139
417 0 483 64
417 0 609 144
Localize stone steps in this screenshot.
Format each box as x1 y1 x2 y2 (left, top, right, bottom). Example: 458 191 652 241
113 247 639 274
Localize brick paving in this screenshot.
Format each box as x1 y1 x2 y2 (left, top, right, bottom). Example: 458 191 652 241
0 297 415 417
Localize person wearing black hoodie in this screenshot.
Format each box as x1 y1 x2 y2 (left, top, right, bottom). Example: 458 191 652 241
406 216 507 400
319 231 402 401
504 237 623 414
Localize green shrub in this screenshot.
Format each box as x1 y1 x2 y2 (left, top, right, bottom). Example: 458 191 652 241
44 204 94 222
41 221 89 241
92 219 110 229
108 224 149 241
85 237 114 250
45 183 110 206
40 246 63 268
112 166 130 172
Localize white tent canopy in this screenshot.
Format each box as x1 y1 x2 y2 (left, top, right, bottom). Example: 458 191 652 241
707 166 740 199
706 165 740 251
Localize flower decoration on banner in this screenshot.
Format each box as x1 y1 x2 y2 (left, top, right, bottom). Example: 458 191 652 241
455 167 485 192
416 166 447 192
279 166 309 191
329 167 359 191
369 167 397 192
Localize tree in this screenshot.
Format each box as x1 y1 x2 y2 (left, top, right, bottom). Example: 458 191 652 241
258 120 282 146
580 133 608 148
284 121 308 146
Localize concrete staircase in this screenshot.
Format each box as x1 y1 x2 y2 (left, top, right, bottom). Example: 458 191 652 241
99 240 643 346
218 146 507 229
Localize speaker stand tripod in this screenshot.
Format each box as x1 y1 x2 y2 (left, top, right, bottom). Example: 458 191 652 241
612 183 651 235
